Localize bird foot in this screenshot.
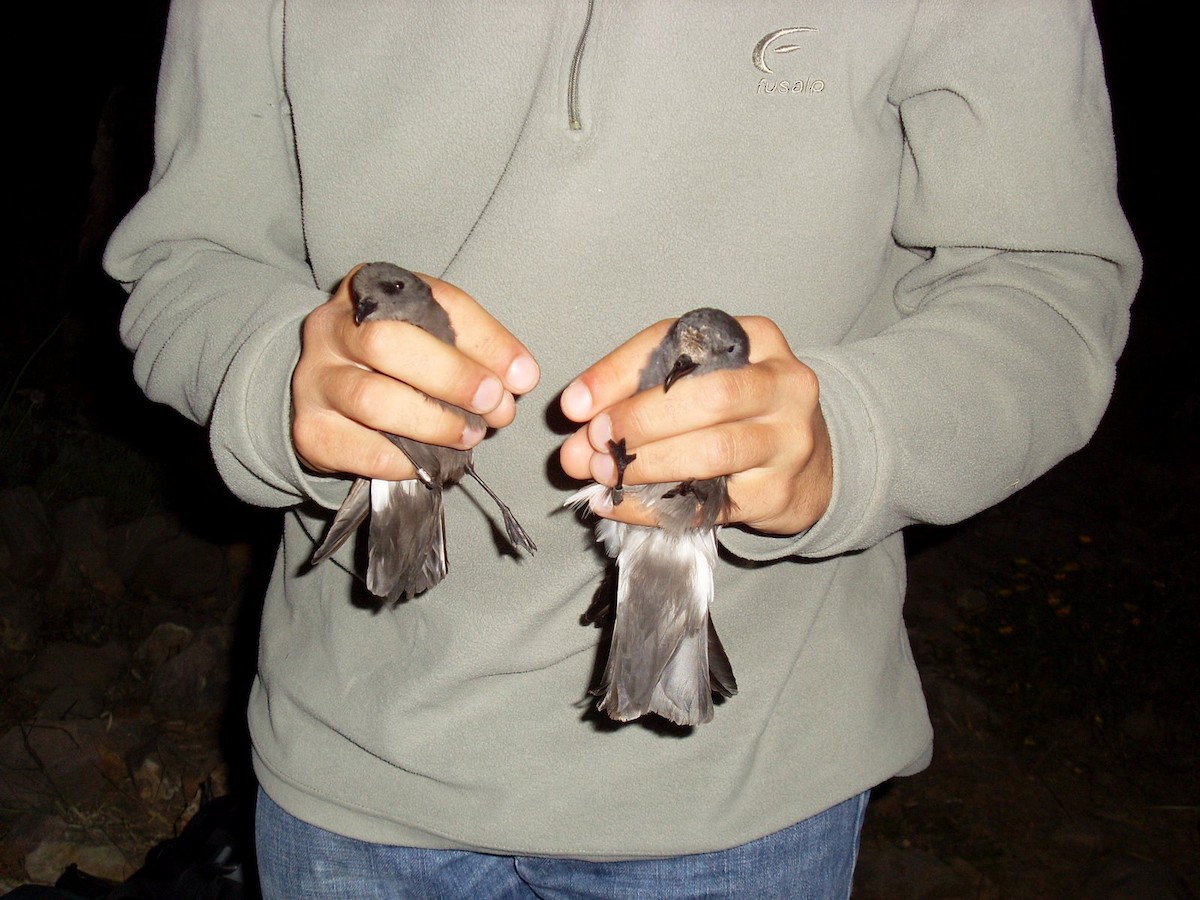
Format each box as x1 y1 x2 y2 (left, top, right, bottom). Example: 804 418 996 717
662 479 707 504
606 438 637 506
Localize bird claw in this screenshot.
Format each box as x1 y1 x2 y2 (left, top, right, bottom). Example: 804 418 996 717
661 479 708 505
500 510 538 554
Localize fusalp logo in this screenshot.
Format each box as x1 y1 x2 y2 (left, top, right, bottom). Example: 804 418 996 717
753 27 824 96
752 27 816 74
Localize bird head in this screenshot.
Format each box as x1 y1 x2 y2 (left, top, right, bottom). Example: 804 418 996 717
348 262 454 344
662 308 750 392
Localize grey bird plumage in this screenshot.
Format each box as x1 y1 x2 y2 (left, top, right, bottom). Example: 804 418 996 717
569 308 749 726
310 262 535 602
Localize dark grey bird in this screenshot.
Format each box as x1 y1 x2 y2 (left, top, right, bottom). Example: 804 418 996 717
310 262 535 602
568 308 750 725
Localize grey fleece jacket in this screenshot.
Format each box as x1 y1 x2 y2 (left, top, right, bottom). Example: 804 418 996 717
105 1 1139 859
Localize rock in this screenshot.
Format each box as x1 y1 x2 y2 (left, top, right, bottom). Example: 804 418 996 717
0 718 147 812
0 486 55 579
53 497 125 600
130 531 231 608
148 626 232 721
177 782 206 832
179 762 230 832
130 750 167 802
126 741 182 804
133 621 193 676
107 513 180 583
922 670 996 729
24 839 131 884
36 684 106 720
0 812 69 875
0 577 41 657
1081 854 1197 899
20 640 128 695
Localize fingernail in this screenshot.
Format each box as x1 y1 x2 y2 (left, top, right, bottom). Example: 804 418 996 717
506 355 540 394
561 380 592 419
590 451 616 485
588 413 612 450
462 422 486 446
472 377 503 413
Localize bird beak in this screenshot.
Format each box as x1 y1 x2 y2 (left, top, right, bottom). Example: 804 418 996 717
353 297 379 326
663 354 698 392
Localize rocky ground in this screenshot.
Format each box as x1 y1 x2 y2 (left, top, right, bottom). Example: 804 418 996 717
1 296 1196 896
0 481 267 889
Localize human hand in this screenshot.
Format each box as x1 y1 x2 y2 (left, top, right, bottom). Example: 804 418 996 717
292 265 540 480
559 315 832 536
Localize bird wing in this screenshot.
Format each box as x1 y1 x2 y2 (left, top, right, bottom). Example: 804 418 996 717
310 477 372 565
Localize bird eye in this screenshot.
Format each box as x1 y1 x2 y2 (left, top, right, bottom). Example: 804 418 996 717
391 280 405 292
725 344 736 353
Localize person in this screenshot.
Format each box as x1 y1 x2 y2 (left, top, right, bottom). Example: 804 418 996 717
105 2 1139 897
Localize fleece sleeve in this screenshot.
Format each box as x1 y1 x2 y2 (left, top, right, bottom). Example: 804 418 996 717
718 0 1141 562
103 0 342 510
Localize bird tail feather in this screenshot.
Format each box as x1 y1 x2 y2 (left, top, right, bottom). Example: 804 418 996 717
367 479 448 602
598 527 730 726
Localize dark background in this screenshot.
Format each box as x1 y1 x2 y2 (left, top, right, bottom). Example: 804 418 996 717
5 1 1188 520
2 2 1195 896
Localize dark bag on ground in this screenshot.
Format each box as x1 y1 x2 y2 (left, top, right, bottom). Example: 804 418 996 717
3 793 250 900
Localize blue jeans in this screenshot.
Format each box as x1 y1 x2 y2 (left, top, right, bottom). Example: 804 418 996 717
255 786 869 899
